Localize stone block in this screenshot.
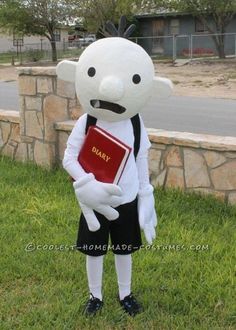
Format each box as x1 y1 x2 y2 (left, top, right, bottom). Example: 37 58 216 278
149 134 173 145
225 152 236 159
58 131 69 161
228 192 236 205
20 136 34 143
15 143 28 161
173 135 200 148
1 122 11 144
27 143 34 161
1 143 15 158
166 146 182 167
43 95 68 141
151 143 167 150
34 141 55 168
9 140 18 148
25 111 43 139
25 96 42 111
211 161 236 190
10 123 20 143
57 79 76 99
151 169 167 187
0 127 3 148
69 105 82 120
54 120 75 132
69 99 77 108
0 110 20 123
19 96 25 115
37 77 53 94
184 149 211 188
166 167 184 189
200 136 236 152
148 149 162 174
17 67 56 77
204 151 226 168
19 96 26 136
18 76 36 95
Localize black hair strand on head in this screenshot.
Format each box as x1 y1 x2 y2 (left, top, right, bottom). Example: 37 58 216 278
105 21 118 36
118 15 126 37
123 24 136 38
105 15 136 38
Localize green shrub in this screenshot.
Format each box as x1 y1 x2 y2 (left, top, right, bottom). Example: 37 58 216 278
25 49 44 62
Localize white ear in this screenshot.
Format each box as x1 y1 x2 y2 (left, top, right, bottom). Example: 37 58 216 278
56 60 77 82
153 77 173 98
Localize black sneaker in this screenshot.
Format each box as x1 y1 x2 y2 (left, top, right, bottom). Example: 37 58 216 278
119 293 142 316
84 293 103 316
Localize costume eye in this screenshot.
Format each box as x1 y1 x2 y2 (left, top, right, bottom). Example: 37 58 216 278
132 74 141 84
88 67 96 77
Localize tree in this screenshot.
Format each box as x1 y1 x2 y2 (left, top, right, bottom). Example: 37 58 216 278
79 0 139 36
0 0 78 62
171 0 236 58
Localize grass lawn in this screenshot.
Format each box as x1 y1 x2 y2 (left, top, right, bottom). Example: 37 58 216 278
0 156 235 330
0 47 84 65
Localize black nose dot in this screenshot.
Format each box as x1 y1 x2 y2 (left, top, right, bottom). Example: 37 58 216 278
132 74 141 84
88 67 96 77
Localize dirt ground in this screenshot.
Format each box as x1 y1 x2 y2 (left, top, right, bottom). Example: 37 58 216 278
155 59 236 100
0 59 236 99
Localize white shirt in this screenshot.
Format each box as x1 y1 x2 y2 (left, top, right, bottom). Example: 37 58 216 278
63 113 151 204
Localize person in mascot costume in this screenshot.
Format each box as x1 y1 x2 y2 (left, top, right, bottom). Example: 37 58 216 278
56 17 173 317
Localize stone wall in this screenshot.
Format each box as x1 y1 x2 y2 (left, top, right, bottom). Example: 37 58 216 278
0 110 22 160
55 122 236 205
0 67 82 167
1 67 236 205
147 129 236 205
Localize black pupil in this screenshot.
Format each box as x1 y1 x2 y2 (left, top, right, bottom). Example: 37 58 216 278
88 67 96 77
133 74 141 84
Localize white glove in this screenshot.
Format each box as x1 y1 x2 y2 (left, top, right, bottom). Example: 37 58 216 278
73 173 123 231
138 184 157 244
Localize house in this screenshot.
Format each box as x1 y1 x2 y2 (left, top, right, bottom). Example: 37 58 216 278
135 12 236 57
0 27 70 53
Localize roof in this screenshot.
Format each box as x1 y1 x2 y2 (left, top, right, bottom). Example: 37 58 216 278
135 11 190 19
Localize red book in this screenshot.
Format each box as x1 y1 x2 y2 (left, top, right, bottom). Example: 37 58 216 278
78 126 131 184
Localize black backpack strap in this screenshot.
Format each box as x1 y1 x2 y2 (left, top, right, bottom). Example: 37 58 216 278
85 114 97 134
131 114 141 160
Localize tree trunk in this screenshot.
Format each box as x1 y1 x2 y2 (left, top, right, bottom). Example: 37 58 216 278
198 16 226 59
212 34 226 59
50 37 57 62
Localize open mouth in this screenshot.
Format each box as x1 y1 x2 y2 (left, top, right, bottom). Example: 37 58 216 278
90 99 126 114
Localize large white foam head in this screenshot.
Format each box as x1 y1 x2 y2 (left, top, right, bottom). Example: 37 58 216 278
57 37 173 122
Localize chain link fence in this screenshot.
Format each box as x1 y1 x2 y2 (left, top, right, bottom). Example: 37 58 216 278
131 33 236 61
0 40 88 64
0 33 236 64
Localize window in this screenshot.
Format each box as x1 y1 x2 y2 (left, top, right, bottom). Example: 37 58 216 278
53 29 61 42
195 19 208 33
170 19 180 35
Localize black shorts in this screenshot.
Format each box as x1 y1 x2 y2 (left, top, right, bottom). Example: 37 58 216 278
76 198 142 256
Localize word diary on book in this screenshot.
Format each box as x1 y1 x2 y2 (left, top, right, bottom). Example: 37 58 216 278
78 126 131 184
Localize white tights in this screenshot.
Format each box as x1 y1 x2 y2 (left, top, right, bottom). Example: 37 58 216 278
86 254 132 301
